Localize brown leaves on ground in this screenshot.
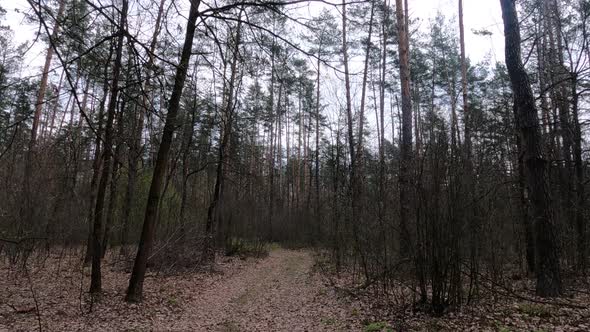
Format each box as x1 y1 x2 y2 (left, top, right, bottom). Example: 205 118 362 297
3 248 590 332
0 247 361 331
317 257 590 332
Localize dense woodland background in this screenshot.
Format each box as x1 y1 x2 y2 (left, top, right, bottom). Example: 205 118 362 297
0 0 589 316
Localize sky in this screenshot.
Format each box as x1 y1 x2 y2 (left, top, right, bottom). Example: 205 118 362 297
1 0 508 151
420 0 504 63
3 0 505 72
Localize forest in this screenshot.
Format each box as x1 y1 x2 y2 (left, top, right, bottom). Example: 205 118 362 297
0 0 589 330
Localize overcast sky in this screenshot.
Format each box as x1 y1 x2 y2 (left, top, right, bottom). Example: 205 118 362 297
419 0 504 63
2 0 506 148
3 0 505 72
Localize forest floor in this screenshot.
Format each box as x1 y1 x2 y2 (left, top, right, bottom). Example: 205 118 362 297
0 247 360 331
2 246 590 331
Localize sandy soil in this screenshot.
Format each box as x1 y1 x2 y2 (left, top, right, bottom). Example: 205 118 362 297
170 249 360 332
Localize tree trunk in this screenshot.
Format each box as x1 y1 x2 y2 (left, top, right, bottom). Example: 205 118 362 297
120 0 167 256
571 74 586 272
342 0 354 170
83 50 112 264
378 0 388 275
515 119 536 273
267 32 277 241
179 88 197 230
314 44 321 241
395 0 413 257
43 69 65 139
126 0 200 302
500 0 562 297
20 0 66 232
204 17 242 261
89 0 128 294
102 147 120 258
102 102 125 258
30 0 66 147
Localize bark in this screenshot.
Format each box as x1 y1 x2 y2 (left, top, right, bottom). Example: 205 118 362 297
571 74 586 272
356 2 375 164
378 0 388 272
536 3 550 136
30 0 66 146
459 0 478 303
500 0 562 297
342 0 354 169
315 45 321 238
179 90 197 229
459 0 472 159
341 0 368 281
297 81 303 207
102 149 119 258
43 69 65 139
89 0 128 294
546 0 573 229
126 0 200 302
267 31 277 240
515 119 536 273
20 0 66 232
83 45 114 265
120 0 167 255
102 102 125 258
204 18 242 261
395 0 413 256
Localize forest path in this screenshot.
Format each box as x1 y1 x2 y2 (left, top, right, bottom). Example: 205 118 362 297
0 248 361 331
172 248 359 331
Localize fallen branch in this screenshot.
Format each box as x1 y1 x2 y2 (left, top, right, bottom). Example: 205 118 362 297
5 303 36 314
24 266 43 332
460 262 587 310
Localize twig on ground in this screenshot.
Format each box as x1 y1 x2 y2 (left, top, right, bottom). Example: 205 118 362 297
24 265 43 332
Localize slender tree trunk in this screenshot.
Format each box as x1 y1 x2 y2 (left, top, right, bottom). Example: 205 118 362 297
102 145 120 258
459 0 477 303
341 0 369 281
126 0 201 302
342 0 354 170
395 0 413 256
43 69 65 140
267 32 277 241
277 84 284 211
204 18 242 261
21 0 66 232
459 0 472 160
297 82 302 207
378 0 388 275
179 91 197 230
120 0 167 256
571 75 586 272
356 2 375 163
83 45 114 265
315 50 321 241
30 0 66 147
102 101 125 258
89 0 128 294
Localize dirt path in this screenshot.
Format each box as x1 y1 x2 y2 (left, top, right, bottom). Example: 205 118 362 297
169 249 359 331
1 248 361 331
